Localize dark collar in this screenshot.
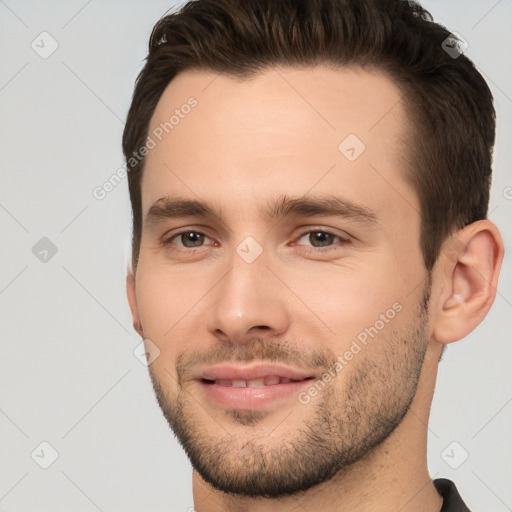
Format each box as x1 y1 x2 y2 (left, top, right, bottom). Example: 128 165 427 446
433 478 472 512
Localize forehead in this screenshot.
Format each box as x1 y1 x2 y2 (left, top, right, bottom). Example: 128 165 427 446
142 65 417 222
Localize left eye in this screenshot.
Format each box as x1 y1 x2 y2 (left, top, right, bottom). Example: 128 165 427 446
167 231 211 248
296 230 350 249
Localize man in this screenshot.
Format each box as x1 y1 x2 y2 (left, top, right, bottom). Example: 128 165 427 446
123 0 504 510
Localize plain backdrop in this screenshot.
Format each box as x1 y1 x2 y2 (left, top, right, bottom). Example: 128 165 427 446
0 1 511 511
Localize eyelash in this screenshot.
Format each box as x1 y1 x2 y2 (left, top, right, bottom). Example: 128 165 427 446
161 228 352 253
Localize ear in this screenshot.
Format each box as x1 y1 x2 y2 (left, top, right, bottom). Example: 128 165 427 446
126 271 144 337
432 220 504 344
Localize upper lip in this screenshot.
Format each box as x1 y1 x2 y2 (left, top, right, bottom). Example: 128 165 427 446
197 363 316 381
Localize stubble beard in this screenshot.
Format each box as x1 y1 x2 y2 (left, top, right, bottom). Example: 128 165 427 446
148 282 431 498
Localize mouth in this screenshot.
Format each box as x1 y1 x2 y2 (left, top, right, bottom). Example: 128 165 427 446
201 376 315 387
195 363 317 410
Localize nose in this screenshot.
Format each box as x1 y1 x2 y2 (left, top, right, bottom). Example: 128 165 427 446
204 246 291 345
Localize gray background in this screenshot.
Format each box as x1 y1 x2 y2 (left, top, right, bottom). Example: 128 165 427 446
0 1 511 510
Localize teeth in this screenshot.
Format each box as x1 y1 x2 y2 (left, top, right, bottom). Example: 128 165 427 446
248 379 265 387
212 376 302 387
264 375 280 385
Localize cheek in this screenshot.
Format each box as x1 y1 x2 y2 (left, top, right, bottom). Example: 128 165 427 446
284 259 417 350
135 270 190 388
135 264 195 342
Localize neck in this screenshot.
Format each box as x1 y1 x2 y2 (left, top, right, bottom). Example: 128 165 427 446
192 341 444 512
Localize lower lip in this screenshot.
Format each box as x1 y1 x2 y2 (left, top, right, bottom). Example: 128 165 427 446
198 379 314 410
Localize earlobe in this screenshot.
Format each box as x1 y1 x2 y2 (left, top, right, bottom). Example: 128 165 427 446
433 220 504 344
126 271 144 337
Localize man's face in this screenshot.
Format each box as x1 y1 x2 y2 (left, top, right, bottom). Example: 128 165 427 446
129 66 433 497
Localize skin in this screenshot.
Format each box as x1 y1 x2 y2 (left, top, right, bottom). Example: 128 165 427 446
126 66 504 511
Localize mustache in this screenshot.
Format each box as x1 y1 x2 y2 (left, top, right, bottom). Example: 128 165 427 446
175 337 335 382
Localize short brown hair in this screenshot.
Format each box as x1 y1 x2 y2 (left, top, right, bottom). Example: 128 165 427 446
122 0 495 273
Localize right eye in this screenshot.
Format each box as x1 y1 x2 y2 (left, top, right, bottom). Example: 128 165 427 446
163 230 213 249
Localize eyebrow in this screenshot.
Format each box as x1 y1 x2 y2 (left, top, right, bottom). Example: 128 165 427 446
144 193 379 227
